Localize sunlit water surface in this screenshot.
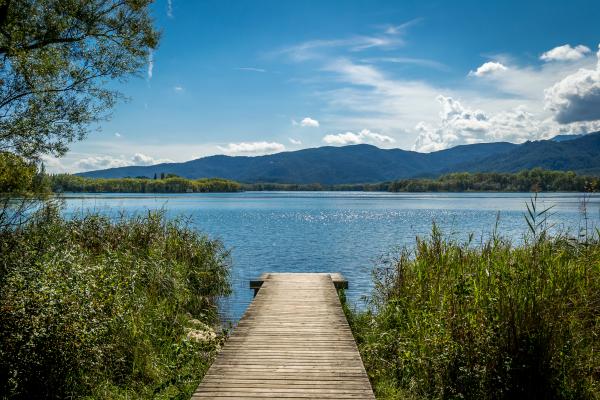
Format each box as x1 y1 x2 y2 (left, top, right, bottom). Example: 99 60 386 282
60 192 600 321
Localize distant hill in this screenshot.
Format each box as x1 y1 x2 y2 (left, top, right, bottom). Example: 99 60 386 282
78 133 600 184
453 133 600 175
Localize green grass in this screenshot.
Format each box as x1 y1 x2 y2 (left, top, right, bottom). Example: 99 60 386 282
345 218 600 399
0 204 231 399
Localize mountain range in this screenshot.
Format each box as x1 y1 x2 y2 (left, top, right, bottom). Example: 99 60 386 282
78 132 600 184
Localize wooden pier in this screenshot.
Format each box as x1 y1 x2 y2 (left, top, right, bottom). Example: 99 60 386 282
192 273 375 399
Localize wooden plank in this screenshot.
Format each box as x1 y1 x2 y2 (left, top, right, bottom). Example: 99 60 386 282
192 273 374 399
249 272 348 296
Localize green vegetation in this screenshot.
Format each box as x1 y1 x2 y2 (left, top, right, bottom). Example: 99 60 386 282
0 152 49 195
242 170 599 192
0 0 158 159
42 169 600 194
50 174 242 193
0 4 233 398
345 204 600 399
0 206 231 399
386 169 599 192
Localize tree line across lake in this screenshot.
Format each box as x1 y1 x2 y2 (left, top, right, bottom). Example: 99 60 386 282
45 169 599 194
49 173 242 193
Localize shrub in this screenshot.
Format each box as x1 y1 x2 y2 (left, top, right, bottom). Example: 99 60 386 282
347 225 600 399
0 205 231 399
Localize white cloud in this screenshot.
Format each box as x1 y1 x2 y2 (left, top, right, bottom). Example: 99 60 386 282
412 94 600 152
147 51 154 80
75 156 132 171
289 138 302 145
382 18 423 35
73 153 172 172
323 129 395 146
280 36 401 61
469 61 508 77
41 155 69 174
217 141 286 155
131 153 171 166
310 48 600 149
173 85 184 92
544 45 600 124
541 44 591 62
276 20 419 62
114 132 121 137
300 117 319 127
318 59 444 145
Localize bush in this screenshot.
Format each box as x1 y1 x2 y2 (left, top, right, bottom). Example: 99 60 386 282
346 225 600 399
0 205 231 399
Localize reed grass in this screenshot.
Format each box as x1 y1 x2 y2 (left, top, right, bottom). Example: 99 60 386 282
346 198 600 399
0 204 231 399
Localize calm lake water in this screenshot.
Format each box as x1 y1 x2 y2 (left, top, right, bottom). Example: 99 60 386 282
61 192 600 321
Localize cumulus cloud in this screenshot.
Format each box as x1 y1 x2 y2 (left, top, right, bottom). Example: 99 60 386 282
289 138 302 145
323 129 395 146
74 153 172 171
41 155 69 174
541 44 591 62
413 94 600 152
544 45 600 124
131 153 167 166
298 117 319 127
412 95 555 152
173 85 184 92
469 61 508 77
217 141 286 155
114 132 121 137
75 156 132 171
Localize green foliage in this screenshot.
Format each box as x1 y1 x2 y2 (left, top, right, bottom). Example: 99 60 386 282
346 225 600 399
0 206 231 399
0 0 159 159
50 174 242 193
387 169 600 192
53 170 599 194
241 170 599 192
0 152 50 195
0 151 36 194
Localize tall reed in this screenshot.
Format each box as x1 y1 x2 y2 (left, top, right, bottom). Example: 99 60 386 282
346 199 600 399
0 205 231 399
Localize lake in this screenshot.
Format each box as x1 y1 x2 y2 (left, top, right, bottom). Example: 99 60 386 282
61 192 600 321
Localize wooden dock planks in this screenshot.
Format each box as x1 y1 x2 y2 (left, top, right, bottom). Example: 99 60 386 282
192 273 375 399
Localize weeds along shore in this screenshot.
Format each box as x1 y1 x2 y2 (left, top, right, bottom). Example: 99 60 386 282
344 204 600 400
0 204 231 399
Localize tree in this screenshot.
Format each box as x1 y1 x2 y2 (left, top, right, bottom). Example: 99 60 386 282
0 151 36 193
0 0 159 160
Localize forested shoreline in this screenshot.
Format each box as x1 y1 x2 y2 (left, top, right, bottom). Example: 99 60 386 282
47 169 600 194
50 174 242 193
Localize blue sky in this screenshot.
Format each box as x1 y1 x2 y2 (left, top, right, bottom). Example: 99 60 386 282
48 0 600 172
